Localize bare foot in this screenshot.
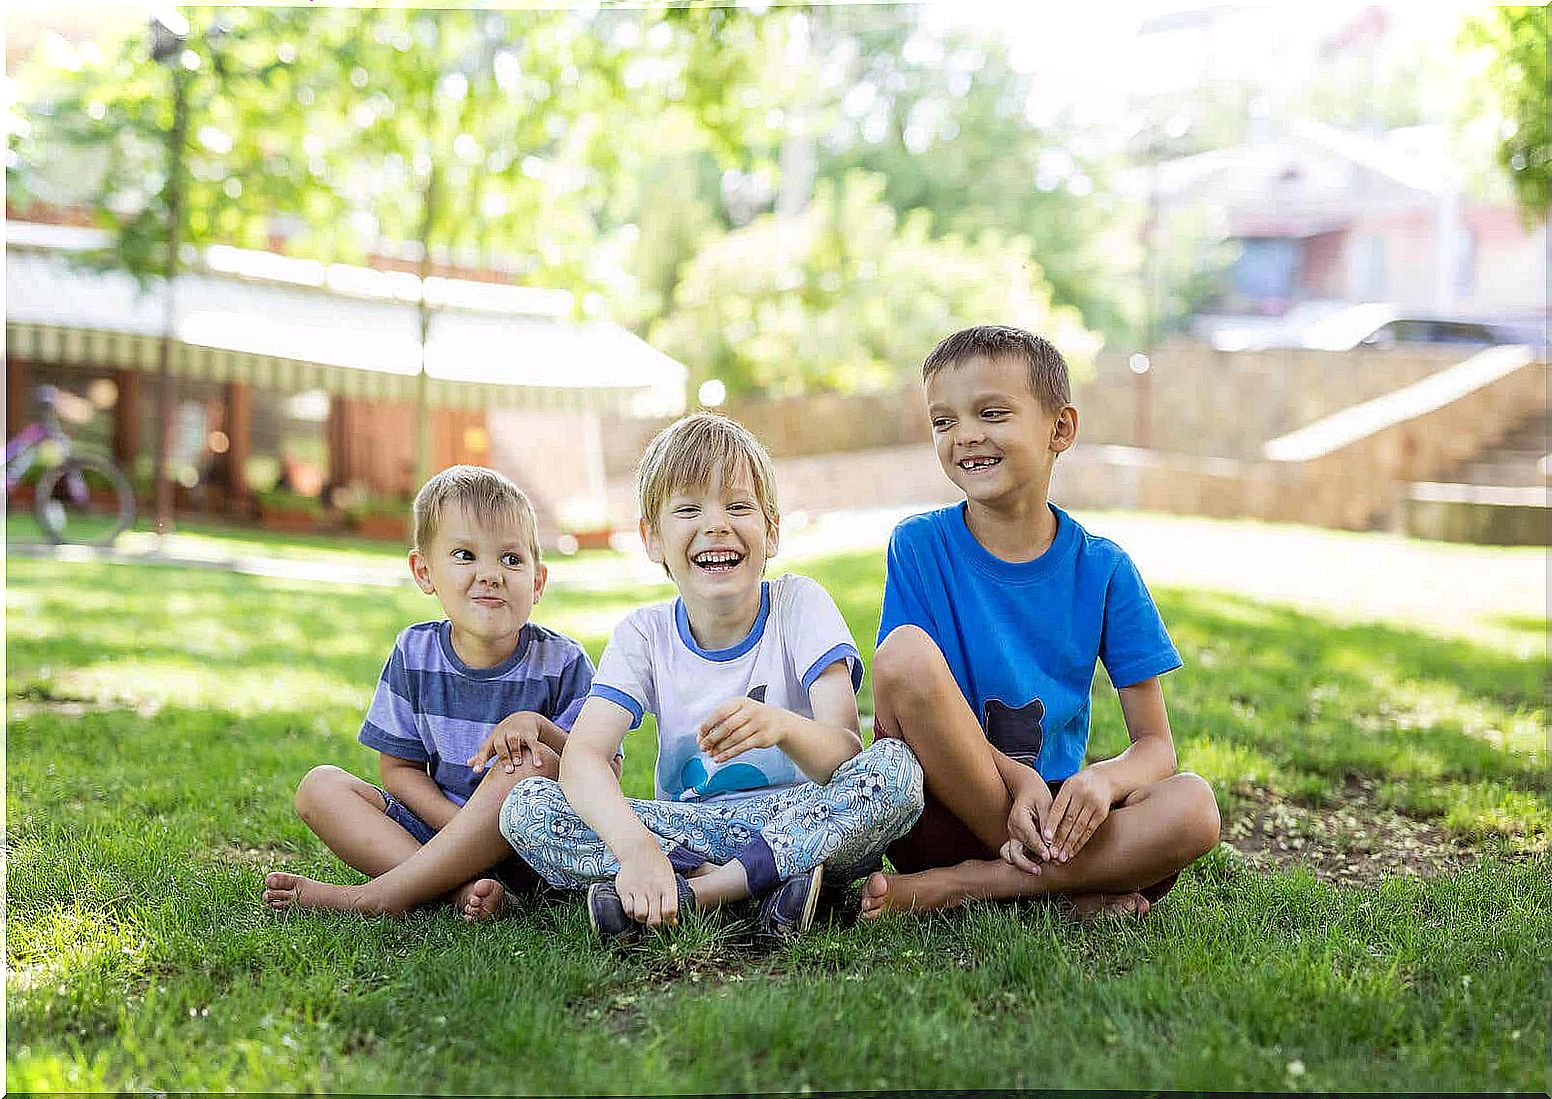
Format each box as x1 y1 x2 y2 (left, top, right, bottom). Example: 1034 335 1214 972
858 869 960 920
455 877 507 923
263 871 372 913
1067 891 1151 921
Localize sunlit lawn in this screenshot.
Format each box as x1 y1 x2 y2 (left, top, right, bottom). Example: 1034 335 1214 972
6 526 1547 1092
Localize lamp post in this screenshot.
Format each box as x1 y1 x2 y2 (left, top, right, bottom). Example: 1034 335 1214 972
149 8 191 537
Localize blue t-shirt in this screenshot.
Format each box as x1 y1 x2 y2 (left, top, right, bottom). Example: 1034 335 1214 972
877 502 1181 781
358 620 594 805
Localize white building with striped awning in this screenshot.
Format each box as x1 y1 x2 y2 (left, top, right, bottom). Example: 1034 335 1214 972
6 219 687 537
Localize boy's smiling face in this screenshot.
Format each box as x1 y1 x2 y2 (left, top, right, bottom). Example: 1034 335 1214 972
926 353 1076 509
409 502 546 666
643 459 778 608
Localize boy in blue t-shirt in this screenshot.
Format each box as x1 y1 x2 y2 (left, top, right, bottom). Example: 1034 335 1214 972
859 325 1221 921
262 465 597 921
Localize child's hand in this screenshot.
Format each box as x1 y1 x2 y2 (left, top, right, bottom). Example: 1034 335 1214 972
616 843 682 928
468 712 547 774
1002 770 1055 873
697 698 791 763
1044 767 1114 863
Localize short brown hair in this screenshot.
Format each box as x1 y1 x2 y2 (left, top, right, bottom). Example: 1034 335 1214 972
636 413 779 536
922 325 1071 411
412 465 541 563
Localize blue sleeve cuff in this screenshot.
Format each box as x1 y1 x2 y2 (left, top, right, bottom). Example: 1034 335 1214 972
357 722 430 762
1107 653 1183 689
801 643 863 694
589 684 645 730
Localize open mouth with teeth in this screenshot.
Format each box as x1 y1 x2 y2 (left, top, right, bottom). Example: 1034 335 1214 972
957 456 1002 472
692 549 745 574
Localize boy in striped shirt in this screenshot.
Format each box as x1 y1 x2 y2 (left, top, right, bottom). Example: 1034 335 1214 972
263 465 597 921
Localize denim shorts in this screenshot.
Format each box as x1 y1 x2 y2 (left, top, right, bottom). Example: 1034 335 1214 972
374 785 544 895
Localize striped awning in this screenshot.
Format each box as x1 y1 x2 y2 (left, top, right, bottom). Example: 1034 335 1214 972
6 319 638 412
5 226 686 415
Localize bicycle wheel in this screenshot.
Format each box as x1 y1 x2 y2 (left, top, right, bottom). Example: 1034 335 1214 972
34 455 136 546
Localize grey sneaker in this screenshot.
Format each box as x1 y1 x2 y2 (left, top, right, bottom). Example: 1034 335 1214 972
756 864 825 939
586 873 697 944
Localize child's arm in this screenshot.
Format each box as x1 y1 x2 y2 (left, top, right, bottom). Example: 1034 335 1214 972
560 698 681 926
378 753 460 831
696 660 862 783
1044 675 1178 863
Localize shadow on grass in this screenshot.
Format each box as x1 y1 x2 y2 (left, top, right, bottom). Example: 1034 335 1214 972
8 549 1547 852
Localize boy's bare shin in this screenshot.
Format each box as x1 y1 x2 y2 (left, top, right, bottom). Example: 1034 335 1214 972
353 747 558 915
874 625 1011 849
888 772 1220 911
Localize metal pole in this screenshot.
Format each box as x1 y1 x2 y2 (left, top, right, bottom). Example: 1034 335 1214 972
152 59 189 536
414 159 441 488
1135 157 1161 451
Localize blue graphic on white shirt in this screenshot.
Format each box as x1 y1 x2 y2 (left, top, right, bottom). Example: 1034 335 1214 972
678 683 774 801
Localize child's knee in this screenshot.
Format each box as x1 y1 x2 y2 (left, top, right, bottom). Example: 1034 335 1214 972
866 737 925 805
498 776 566 847
873 625 946 702
294 764 358 823
1173 772 1221 855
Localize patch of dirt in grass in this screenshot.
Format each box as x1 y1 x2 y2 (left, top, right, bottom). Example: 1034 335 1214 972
1225 780 1488 886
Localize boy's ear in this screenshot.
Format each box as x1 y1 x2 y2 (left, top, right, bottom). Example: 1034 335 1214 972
639 517 664 565
1050 404 1079 454
408 548 435 594
532 561 548 604
765 513 780 560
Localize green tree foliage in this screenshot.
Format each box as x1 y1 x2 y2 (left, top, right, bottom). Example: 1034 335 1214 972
812 14 1140 343
649 172 1092 399
1462 6 1550 220
6 10 305 279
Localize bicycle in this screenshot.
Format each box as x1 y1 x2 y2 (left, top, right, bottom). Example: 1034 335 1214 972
6 385 136 546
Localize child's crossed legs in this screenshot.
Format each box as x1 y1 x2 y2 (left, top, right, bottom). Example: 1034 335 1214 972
502 737 923 906
861 625 1220 919
262 747 556 921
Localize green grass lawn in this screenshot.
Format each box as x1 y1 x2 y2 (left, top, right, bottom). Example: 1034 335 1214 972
6 528 1547 1092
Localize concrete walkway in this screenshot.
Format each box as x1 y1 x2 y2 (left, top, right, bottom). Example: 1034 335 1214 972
8 507 1544 629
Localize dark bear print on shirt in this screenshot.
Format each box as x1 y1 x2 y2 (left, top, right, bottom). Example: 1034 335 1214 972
747 684 767 703
982 697 1045 764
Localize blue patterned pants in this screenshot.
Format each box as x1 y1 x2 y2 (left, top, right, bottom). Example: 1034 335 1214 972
499 737 924 894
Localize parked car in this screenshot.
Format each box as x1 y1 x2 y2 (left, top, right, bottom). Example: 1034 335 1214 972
1207 303 1547 353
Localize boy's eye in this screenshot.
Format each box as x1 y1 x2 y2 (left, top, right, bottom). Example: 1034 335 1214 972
450 548 474 561
728 502 754 514
981 408 1009 420
673 506 699 517
501 553 524 568
931 418 954 432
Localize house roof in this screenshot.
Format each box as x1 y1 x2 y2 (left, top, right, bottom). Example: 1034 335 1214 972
1128 118 1458 237
4 221 686 415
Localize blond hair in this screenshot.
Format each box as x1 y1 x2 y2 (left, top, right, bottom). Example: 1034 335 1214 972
636 413 779 536
412 465 541 563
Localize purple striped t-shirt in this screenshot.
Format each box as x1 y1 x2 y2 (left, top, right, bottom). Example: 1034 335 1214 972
358 620 593 805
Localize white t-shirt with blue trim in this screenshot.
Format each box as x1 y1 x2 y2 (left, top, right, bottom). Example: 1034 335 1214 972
590 573 862 803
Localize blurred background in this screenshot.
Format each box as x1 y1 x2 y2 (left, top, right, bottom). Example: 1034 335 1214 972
6 2 1547 550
